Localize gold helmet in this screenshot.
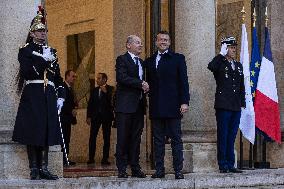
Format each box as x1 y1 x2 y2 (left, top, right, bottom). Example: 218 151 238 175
30 6 46 32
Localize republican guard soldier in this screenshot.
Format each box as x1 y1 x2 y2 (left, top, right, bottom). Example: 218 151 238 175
12 8 65 180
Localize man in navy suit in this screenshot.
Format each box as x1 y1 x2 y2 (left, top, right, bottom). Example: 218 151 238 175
145 31 190 179
86 73 114 166
115 35 149 178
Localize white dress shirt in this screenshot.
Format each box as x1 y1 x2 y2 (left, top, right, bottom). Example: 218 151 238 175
155 50 168 68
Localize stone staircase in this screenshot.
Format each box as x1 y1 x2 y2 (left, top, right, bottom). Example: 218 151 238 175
1 168 284 189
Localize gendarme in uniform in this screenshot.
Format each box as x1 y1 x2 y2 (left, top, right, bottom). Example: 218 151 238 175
208 36 245 173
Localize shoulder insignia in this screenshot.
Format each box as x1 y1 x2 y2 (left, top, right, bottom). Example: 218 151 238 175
19 43 29 49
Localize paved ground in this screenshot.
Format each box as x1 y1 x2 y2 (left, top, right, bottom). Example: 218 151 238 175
1 168 284 189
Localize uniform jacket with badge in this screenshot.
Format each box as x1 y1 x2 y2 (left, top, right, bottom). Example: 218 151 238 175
115 52 146 114
208 54 245 111
145 50 190 119
12 42 65 146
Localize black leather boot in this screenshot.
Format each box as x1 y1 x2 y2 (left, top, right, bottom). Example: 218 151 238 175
27 145 40 180
39 147 59 180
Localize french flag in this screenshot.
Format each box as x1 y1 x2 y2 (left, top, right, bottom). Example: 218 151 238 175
254 27 281 143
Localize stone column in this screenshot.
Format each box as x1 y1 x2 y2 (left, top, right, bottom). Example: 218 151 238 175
0 0 62 179
173 0 218 172
267 0 284 168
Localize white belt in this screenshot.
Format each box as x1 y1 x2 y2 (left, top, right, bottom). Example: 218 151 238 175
26 80 55 87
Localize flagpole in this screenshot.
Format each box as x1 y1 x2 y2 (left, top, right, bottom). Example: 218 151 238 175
261 6 268 168
239 6 246 170
249 7 257 169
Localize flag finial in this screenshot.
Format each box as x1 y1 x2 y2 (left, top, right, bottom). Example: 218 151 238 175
241 6 246 23
265 6 268 27
253 8 257 27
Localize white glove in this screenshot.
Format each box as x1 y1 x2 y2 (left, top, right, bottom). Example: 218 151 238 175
57 98 65 113
42 46 56 62
32 49 55 62
219 43 228 56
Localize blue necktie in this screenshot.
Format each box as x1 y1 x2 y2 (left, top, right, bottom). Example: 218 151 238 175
134 57 139 65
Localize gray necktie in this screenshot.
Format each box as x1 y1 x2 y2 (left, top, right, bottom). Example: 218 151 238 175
231 61 235 70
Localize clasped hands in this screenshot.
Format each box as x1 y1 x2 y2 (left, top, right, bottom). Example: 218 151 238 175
142 81 149 93
180 104 189 114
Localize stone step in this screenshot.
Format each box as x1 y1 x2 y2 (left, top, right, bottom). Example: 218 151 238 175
1 168 284 189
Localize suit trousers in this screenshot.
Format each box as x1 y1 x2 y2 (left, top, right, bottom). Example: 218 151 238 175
215 109 241 170
115 101 144 172
61 122 71 156
88 116 112 162
152 118 183 173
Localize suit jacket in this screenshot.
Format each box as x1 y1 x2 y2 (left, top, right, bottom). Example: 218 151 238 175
115 52 146 114
145 50 190 119
87 84 114 121
208 54 245 111
61 82 77 125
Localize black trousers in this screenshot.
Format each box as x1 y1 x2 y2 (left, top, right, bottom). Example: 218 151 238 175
61 122 71 155
152 118 183 172
88 117 112 161
115 102 144 172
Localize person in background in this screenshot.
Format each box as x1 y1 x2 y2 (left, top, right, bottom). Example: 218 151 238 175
86 73 114 166
60 69 77 166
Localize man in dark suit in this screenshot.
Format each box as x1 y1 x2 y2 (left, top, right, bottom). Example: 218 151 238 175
145 31 190 179
115 35 149 178
60 70 77 166
208 36 245 173
86 73 114 166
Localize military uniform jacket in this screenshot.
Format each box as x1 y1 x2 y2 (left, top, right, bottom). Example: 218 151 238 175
12 42 65 146
208 54 245 111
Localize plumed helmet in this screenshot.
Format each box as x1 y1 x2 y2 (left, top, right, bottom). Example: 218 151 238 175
30 6 46 32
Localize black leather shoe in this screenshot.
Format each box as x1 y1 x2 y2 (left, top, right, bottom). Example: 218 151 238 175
118 171 128 178
30 168 40 180
220 169 229 173
132 170 146 178
175 172 184 179
39 169 59 180
229 168 242 173
151 171 165 178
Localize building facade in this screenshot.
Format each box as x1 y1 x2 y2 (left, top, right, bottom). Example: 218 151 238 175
0 0 283 178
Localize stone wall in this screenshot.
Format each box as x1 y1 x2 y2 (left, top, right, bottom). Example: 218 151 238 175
266 0 284 168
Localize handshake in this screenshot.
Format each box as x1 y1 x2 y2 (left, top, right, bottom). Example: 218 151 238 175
32 46 56 62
